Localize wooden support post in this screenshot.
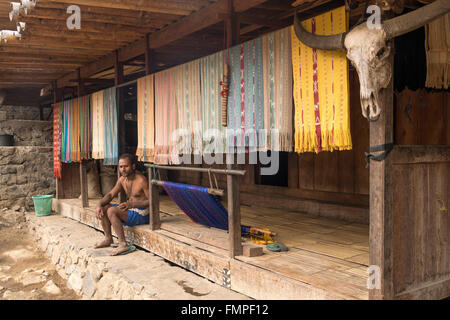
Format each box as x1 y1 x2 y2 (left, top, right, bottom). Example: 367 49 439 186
369 53 394 300
80 161 89 208
77 69 89 208
225 0 240 48
115 50 127 203
148 167 161 230
227 164 242 258
144 34 154 75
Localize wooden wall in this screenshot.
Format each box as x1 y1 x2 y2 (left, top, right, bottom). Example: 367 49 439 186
59 163 81 199
395 88 450 145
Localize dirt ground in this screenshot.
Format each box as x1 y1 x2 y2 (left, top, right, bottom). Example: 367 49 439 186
0 208 80 300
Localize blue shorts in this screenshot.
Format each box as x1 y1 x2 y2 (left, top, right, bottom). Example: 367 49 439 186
111 204 149 227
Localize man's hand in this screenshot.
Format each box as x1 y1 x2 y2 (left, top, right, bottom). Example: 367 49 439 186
96 206 104 220
118 201 130 211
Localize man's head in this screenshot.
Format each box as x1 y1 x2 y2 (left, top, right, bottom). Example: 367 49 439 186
118 154 136 177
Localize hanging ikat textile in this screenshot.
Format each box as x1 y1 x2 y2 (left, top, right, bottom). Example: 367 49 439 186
227 38 264 153
91 91 104 160
61 98 77 163
103 87 118 165
136 74 155 162
52 102 62 178
154 62 201 164
292 6 352 153
78 95 91 160
59 96 91 163
200 50 228 155
261 26 293 152
154 68 179 164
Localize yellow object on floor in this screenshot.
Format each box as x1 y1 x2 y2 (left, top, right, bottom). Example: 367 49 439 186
249 228 275 245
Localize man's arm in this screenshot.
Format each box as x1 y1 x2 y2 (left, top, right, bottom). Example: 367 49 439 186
97 178 123 208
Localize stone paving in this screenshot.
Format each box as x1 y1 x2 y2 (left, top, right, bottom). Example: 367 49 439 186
24 212 250 300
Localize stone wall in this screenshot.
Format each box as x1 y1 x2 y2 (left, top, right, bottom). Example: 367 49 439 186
0 120 52 146
0 147 55 210
0 105 51 121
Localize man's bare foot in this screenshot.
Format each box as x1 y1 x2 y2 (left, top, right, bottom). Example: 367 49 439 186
94 238 113 249
110 244 130 256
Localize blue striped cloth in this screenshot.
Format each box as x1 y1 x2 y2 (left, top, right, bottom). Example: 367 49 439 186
161 181 250 233
227 39 265 153
103 87 118 166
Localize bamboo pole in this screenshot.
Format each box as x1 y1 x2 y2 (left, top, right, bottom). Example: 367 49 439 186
151 179 225 197
144 164 246 176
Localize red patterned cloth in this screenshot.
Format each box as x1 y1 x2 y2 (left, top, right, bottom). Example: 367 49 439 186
53 102 62 179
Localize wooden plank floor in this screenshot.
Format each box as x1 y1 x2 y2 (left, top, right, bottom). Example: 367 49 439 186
158 196 369 300
56 196 369 299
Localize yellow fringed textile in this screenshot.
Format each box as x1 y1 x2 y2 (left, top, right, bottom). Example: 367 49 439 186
136 74 155 162
291 6 352 154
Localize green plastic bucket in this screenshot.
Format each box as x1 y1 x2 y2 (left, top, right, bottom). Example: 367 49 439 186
32 195 53 217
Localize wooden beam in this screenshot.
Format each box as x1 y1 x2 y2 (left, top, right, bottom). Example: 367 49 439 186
239 14 287 27
17 7 167 29
46 0 268 92
7 17 148 37
38 0 209 16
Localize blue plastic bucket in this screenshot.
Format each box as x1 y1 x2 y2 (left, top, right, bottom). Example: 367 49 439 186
32 195 53 217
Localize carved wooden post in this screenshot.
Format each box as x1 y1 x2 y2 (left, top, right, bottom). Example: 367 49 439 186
369 53 394 300
53 81 62 200
148 167 160 230
225 0 242 259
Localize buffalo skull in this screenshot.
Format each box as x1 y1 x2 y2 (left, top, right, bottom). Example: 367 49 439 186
293 0 450 121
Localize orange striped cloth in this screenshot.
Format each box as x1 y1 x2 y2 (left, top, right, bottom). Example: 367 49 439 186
154 61 201 164
154 68 178 164
292 6 352 153
69 97 81 162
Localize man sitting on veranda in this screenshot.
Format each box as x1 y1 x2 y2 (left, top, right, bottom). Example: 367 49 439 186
93 154 149 256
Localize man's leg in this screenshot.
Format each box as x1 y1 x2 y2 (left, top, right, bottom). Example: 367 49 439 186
106 206 129 255
94 204 113 248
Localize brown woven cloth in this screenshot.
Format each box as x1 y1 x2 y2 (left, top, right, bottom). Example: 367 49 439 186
425 12 450 89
